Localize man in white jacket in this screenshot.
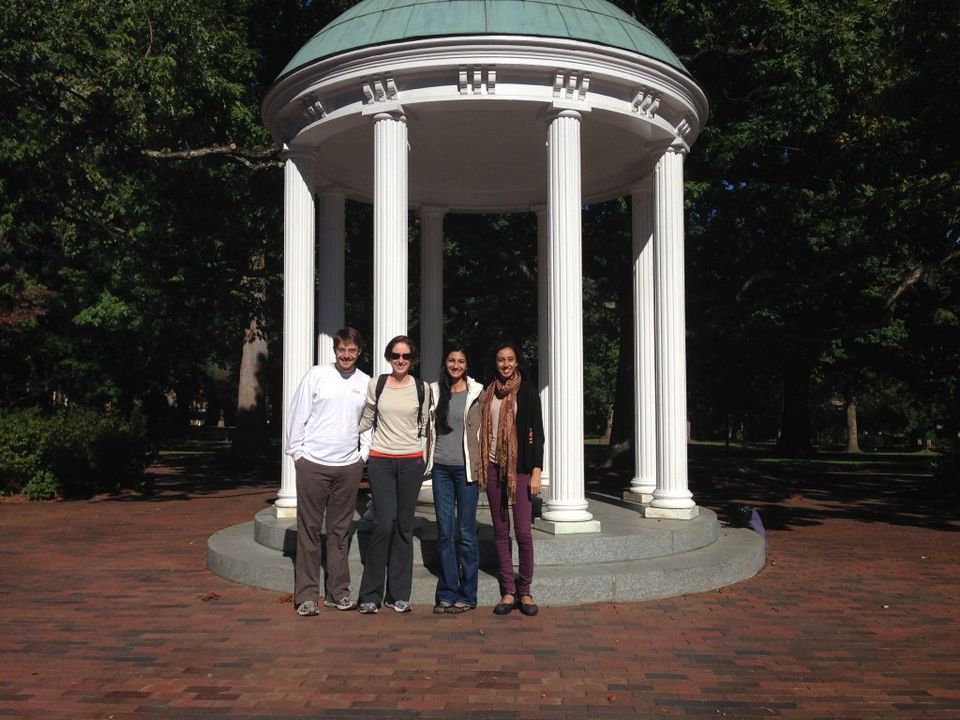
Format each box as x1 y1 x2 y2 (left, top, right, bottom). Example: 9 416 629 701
285 327 371 616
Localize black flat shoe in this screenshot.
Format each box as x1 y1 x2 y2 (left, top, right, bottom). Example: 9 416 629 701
493 594 515 615
519 595 539 616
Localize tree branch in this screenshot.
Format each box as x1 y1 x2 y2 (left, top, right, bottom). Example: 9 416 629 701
141 143 283 170
885 244 960 311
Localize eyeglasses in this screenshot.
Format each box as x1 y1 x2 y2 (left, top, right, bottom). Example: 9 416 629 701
335 347 359 357
389 352 413 360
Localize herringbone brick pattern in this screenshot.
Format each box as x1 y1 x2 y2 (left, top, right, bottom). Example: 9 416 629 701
1 443 958 719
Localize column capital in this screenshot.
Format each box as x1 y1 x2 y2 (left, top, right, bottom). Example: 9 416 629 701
280 144 314 164
314 184 346 198
544 108 583 123
418 205 447 218
369 108 406 122
630 175 654 199
666 138 690 156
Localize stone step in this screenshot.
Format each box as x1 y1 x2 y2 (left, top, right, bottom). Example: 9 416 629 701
207 500 765 607
253 503 719 568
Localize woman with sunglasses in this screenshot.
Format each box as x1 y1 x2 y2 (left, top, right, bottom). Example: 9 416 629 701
356 335 431 614
425 347 484 613
477 341 544 616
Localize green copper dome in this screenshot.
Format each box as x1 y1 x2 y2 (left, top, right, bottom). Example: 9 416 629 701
279 0 687 78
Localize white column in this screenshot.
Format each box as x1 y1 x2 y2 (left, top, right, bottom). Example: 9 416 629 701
535 206 551 492
419 207 445 383
316 191 345 365
373 111 409 375
277 150 316 517
647 144 698 519
538 110 599 533
625 181 657 502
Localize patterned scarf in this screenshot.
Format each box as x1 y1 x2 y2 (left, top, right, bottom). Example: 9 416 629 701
477 370 521 499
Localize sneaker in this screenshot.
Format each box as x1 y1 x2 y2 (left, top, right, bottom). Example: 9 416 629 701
324 596 357 611
357 602 379 614
385 599 411 613
296 600 319 616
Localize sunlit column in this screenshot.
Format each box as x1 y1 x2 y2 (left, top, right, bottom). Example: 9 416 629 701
419 207 445 383
316 190 345 365
625 180 657 502
538 110 599 532
373 111 409 375
277 149 316 517
535 206 551 492
648 143 698 519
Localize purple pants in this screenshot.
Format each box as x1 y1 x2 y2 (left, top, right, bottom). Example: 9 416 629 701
485 462 533 597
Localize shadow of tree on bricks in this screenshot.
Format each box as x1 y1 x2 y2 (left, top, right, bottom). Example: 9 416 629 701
587 443 958 533
95 431 279 504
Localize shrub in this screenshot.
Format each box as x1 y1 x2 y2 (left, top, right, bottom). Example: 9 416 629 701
0 407 147 499
24 470 59 501
0 407 46 494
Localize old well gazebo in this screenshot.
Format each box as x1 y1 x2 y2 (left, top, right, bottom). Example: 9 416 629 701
261 0 709 530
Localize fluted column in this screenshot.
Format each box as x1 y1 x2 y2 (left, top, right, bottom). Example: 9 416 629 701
373 111 409 375
419 207 445 383
538 110 599 532
647 144 698 519
277 150 316 516
625 180 657 502
316 191 345 365
535 206 551 492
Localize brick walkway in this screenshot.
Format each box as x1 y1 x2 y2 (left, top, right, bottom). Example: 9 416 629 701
2 441 959 719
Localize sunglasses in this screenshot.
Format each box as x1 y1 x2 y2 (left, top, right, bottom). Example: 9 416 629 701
389 352 413 360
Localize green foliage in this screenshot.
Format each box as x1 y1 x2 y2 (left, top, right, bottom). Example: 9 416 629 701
24 470 59 501
0 407 147 498
1 0 957 456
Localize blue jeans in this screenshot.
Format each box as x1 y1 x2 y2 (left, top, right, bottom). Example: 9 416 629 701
431 463 479 606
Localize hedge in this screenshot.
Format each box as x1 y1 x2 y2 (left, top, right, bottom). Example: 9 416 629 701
0 407 148 499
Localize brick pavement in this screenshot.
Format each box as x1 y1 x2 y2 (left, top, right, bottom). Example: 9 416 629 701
1 441 958 719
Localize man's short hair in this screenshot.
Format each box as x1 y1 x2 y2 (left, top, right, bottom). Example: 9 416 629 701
333 327 364 350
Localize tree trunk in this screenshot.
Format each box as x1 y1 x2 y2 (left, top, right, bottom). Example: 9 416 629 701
776 352 814 456
234 313 269 454
845 395 861 453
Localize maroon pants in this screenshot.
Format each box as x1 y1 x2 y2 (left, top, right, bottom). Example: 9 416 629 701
485 462 534 597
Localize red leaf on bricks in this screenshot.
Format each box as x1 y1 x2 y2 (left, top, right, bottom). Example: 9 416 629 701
199 592 222 602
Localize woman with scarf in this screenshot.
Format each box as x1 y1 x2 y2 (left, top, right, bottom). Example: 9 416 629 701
477 341 544 616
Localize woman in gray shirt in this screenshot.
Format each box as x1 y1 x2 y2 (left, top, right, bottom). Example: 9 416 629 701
425 347 484 612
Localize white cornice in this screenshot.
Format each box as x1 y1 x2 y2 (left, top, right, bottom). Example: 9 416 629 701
263 35 708 144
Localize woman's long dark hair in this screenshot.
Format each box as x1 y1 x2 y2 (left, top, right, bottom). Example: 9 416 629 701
435 347 469 435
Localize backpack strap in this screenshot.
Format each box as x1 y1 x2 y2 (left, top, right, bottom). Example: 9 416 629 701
415 377 425 439
372 374 388 431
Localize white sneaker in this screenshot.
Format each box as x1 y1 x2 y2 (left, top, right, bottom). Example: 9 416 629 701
385 599 411 613
296 600 319 616
357 602 379 614
324 596 357 611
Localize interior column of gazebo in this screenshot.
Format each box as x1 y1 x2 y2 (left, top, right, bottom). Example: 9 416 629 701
276 131 699 528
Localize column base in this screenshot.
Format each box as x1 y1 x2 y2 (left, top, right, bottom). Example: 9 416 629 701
274 504 297 520
534 518 602 535
642 505 700 520
622 491 653 505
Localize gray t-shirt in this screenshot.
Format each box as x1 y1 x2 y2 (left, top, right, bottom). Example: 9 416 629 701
433 389 467 466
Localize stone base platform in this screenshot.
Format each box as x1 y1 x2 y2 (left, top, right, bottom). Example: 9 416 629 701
207 498 765 606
